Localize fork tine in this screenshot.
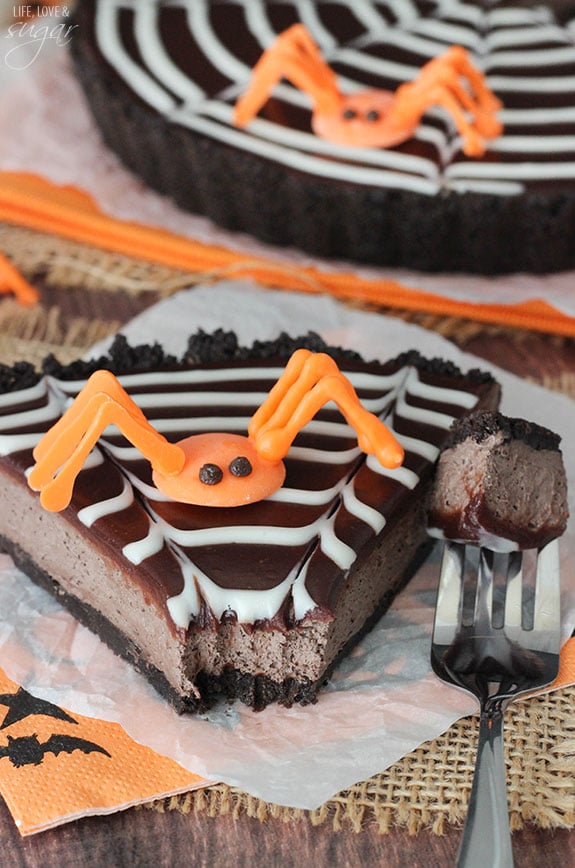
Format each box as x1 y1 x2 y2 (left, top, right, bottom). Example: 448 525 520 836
533 539 561 647
503 550 523 629
433 541 465 646
473 547 494 629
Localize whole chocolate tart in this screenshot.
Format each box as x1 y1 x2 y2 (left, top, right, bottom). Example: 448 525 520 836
0 332 500 712
69 0 575 274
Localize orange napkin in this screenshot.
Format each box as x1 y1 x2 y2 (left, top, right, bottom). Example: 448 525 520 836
1 637 573 836
0 667 209 835
1 170 574 336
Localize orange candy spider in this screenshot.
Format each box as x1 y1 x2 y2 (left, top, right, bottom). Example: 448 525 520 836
28 349 404 511
234 24 502 157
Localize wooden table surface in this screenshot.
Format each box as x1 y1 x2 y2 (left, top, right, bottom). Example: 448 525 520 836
1 793 574 868
0 289 574 866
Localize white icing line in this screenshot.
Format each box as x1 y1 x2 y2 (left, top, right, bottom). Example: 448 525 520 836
158 514 334 549
342 486 386 534
0 377 47 409
485 26 562 51
0 432 44 455
291 558 318 621
295 0 338 50
267 482 344 505
365 454 420 489
488 74 575 93
244 0 277 47
487 8 552 27
184 561 301 623
448 178 523 195
96 0 175 113
409 18 479 50
486 45 575 68
117 389 270 410
0 390 62 432
135 1 204 103
490 135 575 153
122 521 165 565
395 394 456 431
501 105 575 125
286 444 362 465
188 0 251 81
77 477 133 528
404 368 479 409
111 462 173 501
166 557 201 626
447 161 575 181
319 512 356 570
394 433 439 463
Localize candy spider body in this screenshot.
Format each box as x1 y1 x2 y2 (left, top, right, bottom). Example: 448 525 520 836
234 25 502 157
28 349 404 511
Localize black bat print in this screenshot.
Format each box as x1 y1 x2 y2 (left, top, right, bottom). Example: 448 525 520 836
0 687 77 729
0 733 111 768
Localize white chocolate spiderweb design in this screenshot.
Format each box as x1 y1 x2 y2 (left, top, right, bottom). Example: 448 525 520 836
92 0 575 197
0 359 481 628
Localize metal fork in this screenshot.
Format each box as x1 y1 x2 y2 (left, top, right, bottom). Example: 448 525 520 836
431 540 562 868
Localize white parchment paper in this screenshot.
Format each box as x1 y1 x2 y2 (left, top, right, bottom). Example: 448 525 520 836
0 283 574 809
0 46 575 318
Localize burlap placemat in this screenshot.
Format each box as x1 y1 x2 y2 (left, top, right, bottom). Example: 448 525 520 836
1 223 573 834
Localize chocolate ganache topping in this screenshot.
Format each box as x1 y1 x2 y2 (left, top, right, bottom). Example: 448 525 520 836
0 335 499 636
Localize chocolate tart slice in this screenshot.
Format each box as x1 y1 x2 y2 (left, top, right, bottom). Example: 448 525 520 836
0 332 500 711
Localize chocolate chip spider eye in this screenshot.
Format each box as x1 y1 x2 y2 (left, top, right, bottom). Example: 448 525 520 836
199 463 223 485
366 109 380 122
342 108 357 120
229 456 253 477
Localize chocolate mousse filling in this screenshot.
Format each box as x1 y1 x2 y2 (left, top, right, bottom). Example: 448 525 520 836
428 411 569 551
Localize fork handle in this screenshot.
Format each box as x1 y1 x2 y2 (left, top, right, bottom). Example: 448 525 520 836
457 708 514 868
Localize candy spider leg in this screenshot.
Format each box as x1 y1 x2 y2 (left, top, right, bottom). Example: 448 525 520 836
393 80 490 157
250 350 403 468
29 371 184 512
234 23 340 127
392 47 502 156
33 370 149 463
434 74 502 139
249 348 338 439
0 252 39 306
437 46 502 115
420 47 502 137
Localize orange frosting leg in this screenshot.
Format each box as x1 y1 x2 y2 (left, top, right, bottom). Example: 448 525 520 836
0 251 39 306
389 46 502 156
249 348 332 439
234 23 341 127
250 350 404 468
29 371 184 512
